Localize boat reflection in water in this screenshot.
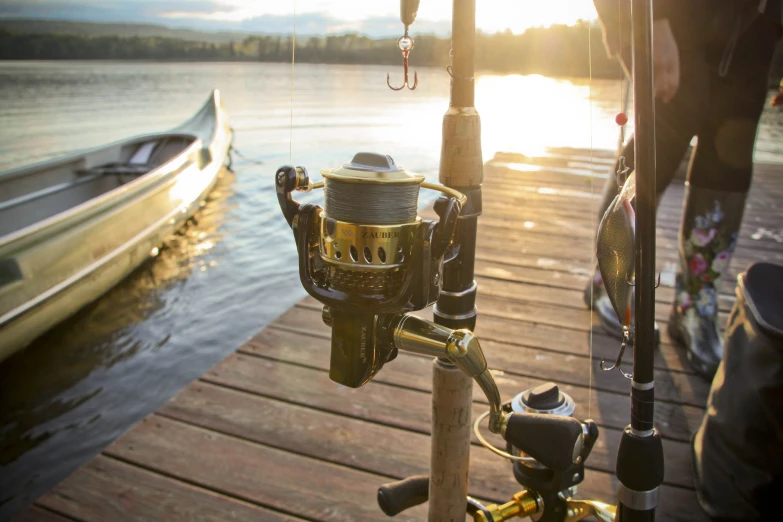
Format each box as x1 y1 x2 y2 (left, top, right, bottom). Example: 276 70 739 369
0 167 236 515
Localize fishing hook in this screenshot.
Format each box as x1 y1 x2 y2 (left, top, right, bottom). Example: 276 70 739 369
387 31 418 91
600 326 633 379
616 156 631 187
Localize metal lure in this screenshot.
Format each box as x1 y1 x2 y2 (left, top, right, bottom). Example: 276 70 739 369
596 171 636 328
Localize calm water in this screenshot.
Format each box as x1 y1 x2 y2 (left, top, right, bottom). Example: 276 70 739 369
0 61 781 518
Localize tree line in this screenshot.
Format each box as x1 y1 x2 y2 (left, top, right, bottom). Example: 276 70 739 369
0 23 624 79
2 24 783 82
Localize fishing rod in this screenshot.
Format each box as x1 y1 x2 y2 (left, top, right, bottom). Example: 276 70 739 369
274 0 662 519
613 0 664 519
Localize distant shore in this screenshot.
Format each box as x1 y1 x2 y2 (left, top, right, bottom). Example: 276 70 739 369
3 20 783 85
0 22 626 80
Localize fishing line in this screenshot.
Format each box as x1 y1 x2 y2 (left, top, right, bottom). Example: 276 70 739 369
289 0 297 164
325 180 421 225
587 9 595 421
229 146 265 166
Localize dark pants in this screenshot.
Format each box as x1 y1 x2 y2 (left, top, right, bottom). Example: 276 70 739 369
616 3 781 194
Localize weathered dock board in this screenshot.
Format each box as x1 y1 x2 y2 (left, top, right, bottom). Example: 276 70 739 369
19 150 783 521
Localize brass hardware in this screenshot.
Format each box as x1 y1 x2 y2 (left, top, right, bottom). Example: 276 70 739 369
563 498 617 522
392 314 503 433
472 490 542 521
319 215 420 270
421 181 468 206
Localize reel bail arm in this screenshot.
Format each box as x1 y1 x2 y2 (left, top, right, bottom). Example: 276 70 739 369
389 313 503 432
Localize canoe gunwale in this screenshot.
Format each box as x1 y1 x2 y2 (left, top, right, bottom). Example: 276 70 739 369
0 136 204 253
0 157 223 331
0 89 232 359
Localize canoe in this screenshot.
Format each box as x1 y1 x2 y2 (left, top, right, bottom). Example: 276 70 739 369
0 89 233 362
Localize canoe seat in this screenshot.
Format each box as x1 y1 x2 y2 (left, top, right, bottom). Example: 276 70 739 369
76 137 192 179
77 164 154 177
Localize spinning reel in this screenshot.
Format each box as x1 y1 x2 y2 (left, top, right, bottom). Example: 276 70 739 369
276 152 477 388
276 153 615 521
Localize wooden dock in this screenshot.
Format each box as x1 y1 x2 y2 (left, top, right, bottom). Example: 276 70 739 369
16 150 783 522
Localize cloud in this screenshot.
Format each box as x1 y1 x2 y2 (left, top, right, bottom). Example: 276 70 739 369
0 1 452 36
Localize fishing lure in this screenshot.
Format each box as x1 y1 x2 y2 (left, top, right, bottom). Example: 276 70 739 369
596 168 636 331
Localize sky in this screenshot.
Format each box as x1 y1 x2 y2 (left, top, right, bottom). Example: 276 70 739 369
0 0 599 36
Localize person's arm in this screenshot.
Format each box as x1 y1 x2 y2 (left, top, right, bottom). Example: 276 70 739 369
653 18 680 103
593 0 680 102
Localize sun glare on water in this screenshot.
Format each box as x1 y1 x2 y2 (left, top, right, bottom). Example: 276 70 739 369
477 74 619 158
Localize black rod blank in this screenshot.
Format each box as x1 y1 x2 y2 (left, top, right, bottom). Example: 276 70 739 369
614 0 664 520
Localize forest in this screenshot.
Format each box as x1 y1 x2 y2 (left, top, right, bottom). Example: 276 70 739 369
3 22 783 82
0 22 624 79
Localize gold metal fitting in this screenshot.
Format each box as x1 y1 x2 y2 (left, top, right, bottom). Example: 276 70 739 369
563 499 616 522
473 490 542 521
392 315 503 432
319 213 420 269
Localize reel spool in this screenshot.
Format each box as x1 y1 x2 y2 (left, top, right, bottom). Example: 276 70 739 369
275 152 464 388
319 154 424 298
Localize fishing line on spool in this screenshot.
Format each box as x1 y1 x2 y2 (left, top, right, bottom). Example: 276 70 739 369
324 180 420 225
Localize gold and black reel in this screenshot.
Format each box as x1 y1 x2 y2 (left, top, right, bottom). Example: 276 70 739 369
275 152 465 387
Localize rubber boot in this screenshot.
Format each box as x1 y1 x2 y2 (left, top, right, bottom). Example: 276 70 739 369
692 262 783 520
585 165 660 346
668 184 747 378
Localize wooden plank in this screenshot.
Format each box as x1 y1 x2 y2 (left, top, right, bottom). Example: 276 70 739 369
483 165 783 204
482 167 783 202
473 274 735 319
280 303 712 408
292 297 699 376
11 506 74 522
159 381 698 499
469 263 732 329
237 330 704 442
36 456 304 522
103 416 431 522
473 217 783 263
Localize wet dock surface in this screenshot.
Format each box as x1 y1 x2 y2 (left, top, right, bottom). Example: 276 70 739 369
16 149 783 521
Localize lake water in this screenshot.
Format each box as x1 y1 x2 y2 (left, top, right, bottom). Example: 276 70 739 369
0 61 781 518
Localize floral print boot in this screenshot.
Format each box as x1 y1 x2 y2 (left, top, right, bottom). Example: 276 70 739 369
669 184 747 378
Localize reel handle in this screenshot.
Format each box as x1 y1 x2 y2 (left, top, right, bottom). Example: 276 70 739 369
377 475 429 516
377 475 498 520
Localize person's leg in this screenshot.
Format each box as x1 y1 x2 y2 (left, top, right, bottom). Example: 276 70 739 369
588 46 709 342
670 11 781 377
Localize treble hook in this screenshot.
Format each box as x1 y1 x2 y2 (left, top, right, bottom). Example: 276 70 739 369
387 31 418 91
616 156 631 187
600 326 634 379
